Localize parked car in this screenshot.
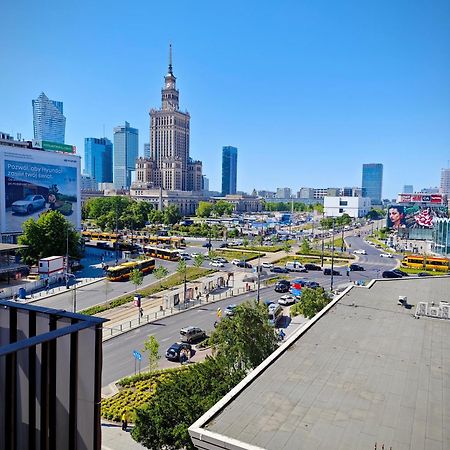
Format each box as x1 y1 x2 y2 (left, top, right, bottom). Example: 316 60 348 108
304 263 321 271
165 342 192 361
324 268 341 276
305 281 320 289
274 280 290 293
291 279 308 288
225 304 238 317
353 249 367 255
379 253 393 258
278 295 296 306
392 269 408 277
349 264 365 271
231 259 241 265
219 243 229 248
417 272 431 277
12 194 46 214
285 261 307 272
271 266 289 274
263 299 276 307
236 260 252 268
179 326 206 343
191 253 201 258
202 242 212 248
179 252 190 257
382 270 402 279
214 257 228 264
209 261 224 268
262 262 274 269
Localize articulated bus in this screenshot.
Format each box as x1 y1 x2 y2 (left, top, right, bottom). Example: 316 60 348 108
400 255 450 272
82 230 121 242
106 258 155 281
143 246 180 262
123 235 186 249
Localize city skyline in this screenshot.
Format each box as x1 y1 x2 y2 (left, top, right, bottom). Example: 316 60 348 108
1 0 449 197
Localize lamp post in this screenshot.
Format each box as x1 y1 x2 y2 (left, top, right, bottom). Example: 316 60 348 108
330 220 335 293
256 252 261 303
341 226 345 253
320 212 325 267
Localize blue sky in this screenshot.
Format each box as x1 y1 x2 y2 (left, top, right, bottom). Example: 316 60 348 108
1 0 449 198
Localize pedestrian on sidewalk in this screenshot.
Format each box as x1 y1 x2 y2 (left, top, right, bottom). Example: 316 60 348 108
121 410 128 431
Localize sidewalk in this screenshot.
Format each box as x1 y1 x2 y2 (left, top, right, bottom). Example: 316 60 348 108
101 422 146 450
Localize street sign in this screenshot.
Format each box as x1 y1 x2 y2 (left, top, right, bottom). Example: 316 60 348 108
133 350 142 361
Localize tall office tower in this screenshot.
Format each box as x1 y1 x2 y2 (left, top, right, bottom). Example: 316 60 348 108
113 121 138 189
144 143 150 158
440 169 450 196
221 146 238 195
403 185 414 194
146 46 202 191
361 163 383 204
202 175 209 192
32 92 66 144
84 137 113 183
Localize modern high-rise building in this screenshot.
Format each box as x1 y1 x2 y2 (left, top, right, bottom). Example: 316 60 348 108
84 137 113 184
144 143 150 158
221 146 238 195
32 92 66 144
113 121 138 189
440 168 450 196
202 175 209 192
362 163 383 204
276 187 291 199
403 185 414 194
137 46 202 192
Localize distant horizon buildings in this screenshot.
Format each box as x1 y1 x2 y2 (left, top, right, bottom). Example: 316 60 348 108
403 184 414 194
113 121 138 189
362 163 383 205
32 92 66 144
221 146 238 195
84 137 113 184
440 168 450 196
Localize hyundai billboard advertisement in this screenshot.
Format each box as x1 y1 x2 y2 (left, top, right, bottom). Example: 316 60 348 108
0 145 81 234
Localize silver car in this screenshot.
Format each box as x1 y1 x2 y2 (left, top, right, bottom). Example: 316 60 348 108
12 195 46 214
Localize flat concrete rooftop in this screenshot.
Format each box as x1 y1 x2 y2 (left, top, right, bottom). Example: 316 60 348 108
190 277 450 450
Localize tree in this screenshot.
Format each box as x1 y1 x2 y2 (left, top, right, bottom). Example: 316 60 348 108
130 268 144 293
290 287 331 319
212 200 234 217
176 259 188 301
283 241 292 256
209 301 278 372
196 201 213 218
300 238 311 254
253 235 263 246
193 254 205 268
142 335 160 372
18 211 81 265
271 234 279 245
163 205 181 225
153 265 169 280
148 209 164 225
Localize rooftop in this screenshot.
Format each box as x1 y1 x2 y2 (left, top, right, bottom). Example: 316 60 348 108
190 277 450 450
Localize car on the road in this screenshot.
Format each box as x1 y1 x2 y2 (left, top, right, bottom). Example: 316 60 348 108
349 263 365 271
379 253 393 258
179 326 206 343
262 262 274 269
202 242 212 248
236 260 252 268
231 259 241 265
382 270 402 279
12 194 46 214
179 252 190 257
191 253 201 258
209 261 224 268
417 272 431 277
305 281 320 289
285 261 307 272
274 280 290 293
180 255 191 261
353 249 367 255
219 242 229 248
291 279 308 288
225 304 238 317
270 266 289 274
165 342 192 361
214 257 228 263
304 263 321 271
324 268 341 276
278 294 296 306
392 269 408 277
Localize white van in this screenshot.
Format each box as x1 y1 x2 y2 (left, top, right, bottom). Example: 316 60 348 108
285 261 306 272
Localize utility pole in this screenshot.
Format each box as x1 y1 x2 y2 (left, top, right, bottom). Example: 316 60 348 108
330 220 335 293
256 252 261 303
115 202 119 265
320 211 325 267
72 279 77 313
341 226 345 252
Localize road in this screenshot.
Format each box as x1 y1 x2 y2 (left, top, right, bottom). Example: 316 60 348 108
101 236 398 387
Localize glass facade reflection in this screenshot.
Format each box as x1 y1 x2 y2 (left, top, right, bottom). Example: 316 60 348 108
362 163 383 204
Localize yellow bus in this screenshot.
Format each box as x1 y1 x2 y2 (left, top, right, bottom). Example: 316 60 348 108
82 230 120 242
400 255 449 272
106 258 155 281
143 246 180 262
122 235 186 249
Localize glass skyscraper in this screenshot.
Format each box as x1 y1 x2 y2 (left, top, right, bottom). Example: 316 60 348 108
362 163 383 204
32 92 66 144
113 122 138 189
84 137 113 183
222 146 238 195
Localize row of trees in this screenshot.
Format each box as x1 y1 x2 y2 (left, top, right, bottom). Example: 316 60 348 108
320 213 352 229
82 197 181 230
263 201 323 213
196 200 234 218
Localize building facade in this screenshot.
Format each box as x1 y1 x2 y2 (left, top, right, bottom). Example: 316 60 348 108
440 168 450 196
362 163 383 204
113 121 138 189
32 92 66 144
221 146 238 195
433 218 450 256
144 143 150 158
403 185 414 194
276 187 291 199
84 137 113 183
324 196 371 218
80 174 98 191
141 46 202 192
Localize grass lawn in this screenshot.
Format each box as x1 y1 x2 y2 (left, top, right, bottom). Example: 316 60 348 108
215 249 264 261
228 245 283 252
366 236 395 253
296 249 354 260
400 267 447 276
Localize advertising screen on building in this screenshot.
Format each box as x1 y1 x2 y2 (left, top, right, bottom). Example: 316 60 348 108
397 193 444 204
0 145 81 234
387 204 448 230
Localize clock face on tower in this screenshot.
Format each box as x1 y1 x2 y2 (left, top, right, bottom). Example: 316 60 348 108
166 82 172 89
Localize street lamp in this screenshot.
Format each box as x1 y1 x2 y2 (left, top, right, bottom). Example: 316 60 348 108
256 252 261 303
66 273 77 313
330 220 336 294
320 212 325 267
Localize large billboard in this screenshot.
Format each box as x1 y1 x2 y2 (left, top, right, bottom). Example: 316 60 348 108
387 204 448 230
397 193 444 204
0 145 81 234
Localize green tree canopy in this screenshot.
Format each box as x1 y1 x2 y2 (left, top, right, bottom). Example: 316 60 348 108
153 265 169 280
163 205 181 225
18 211 81 265
290 287 331 319
300 238 312 254
142 335 160 372
130 268 144 292
212 200 234 217
196 201 213 218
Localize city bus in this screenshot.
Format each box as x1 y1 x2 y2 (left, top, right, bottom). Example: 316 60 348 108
106 258 155 282
143 246 180 262
82 230 120 242
400 255 449 272
125 235 186 249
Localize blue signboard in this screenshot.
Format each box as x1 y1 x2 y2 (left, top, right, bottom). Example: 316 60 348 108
133 350 142 361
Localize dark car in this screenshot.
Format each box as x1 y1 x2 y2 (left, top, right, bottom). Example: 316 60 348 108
392 269 409 277
165 342 192 362
270 266 289 274
324 268 341 276
202 242 212 248
382 270 402 279
274 280 290 293
417 272 431 277
236 260 252 268
305 281 320 289
349 264 365 272
219 243 229 248
304 263 321 271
